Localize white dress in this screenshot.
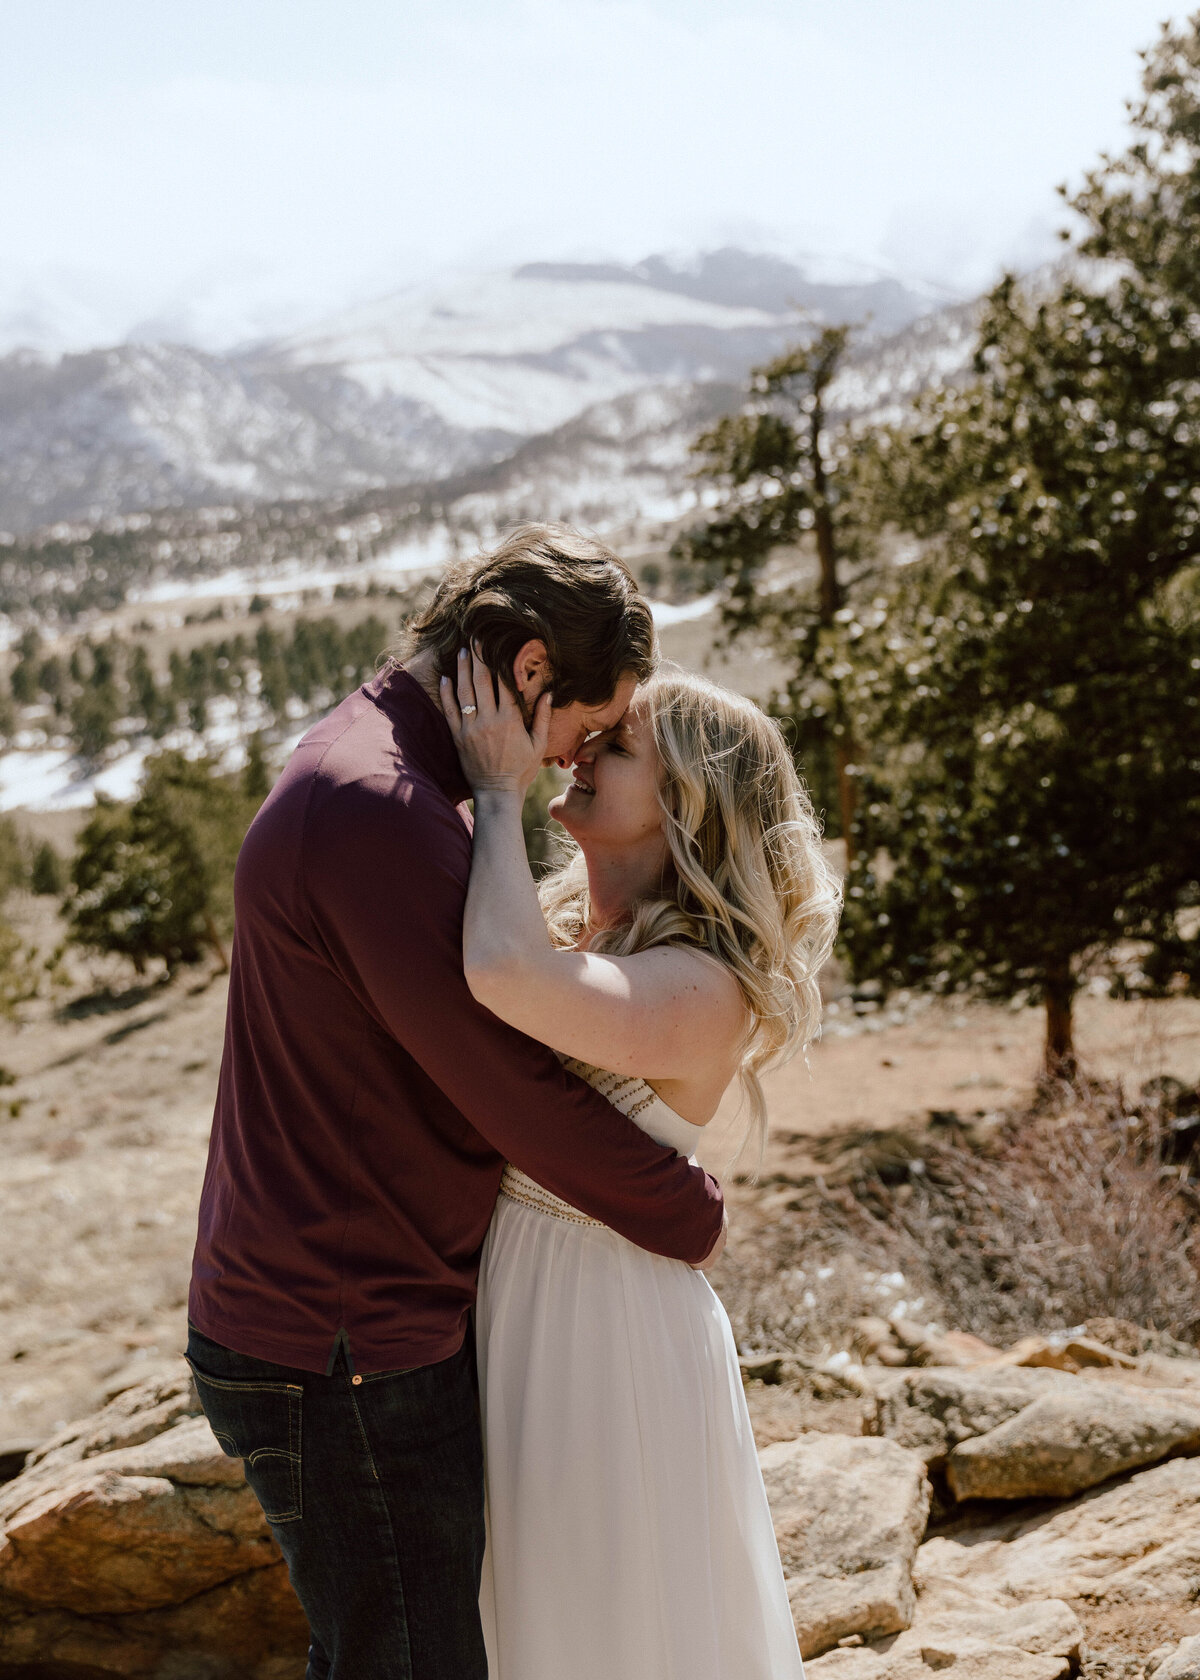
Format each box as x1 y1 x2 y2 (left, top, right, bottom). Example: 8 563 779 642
476 1057 805 1680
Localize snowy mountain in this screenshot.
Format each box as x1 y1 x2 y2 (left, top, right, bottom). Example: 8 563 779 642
0 342 515 534
268 251 942 435
0 250 946 535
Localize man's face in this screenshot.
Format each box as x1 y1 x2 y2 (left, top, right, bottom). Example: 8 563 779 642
540 672 639 767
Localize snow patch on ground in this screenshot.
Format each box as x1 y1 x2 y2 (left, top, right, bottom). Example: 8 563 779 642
0 744 152 813
650 595 717 627
127 530 456 611
0 591 715 814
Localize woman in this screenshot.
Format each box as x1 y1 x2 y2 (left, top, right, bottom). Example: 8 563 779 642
440 649 840 1679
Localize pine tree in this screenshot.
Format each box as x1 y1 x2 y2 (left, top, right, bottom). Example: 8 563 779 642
64 753 267 976
65 794 208 975
37 655 66 715
521 768 567 877
67 683 120 763
241 733 273 801
30 839 65 897
677 327 874 853
9 629 41 707
129 645 172 739
841 263 1200 1076
0 817 28 897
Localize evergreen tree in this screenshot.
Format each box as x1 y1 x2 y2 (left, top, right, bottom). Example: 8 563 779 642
9 629 41 706
30 839 65 897
521 769 567 877
241 733 272 801
67 682 120 763
37 655 66 715
135 752 263 963
65 794 208 975
129 645 172 739
0 916 41 1017
1070 16 1200 316
0 816 28 897
841 263 1200 1076
64 753 267 975
677 327 874 852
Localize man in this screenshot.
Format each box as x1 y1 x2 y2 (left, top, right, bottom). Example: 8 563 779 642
187 524 726 1679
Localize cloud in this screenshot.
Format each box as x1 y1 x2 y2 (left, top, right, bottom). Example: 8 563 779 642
0 0 1175 343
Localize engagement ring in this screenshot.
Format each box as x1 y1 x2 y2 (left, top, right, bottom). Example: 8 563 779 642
461 704 477 715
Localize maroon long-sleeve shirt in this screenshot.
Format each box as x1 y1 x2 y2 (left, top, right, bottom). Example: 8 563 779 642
189 665 725 1374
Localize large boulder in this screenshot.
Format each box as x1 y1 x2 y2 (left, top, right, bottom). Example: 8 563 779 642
806 1644 1070 1680
916 1452 1200 1616
866 1366 1077 1466
759 1432 931 1658
0 1363 308 1678
1152 1636 1200 1680
946 1386 1200 1501
868 1364 1200 1503
804 1585 1082 1679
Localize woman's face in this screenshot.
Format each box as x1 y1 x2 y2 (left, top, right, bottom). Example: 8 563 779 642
550 693 664 853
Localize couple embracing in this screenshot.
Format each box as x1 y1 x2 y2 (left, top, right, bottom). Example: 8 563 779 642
186 524 840 1679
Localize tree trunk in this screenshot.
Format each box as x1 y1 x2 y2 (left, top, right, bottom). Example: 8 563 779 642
809 401 842 623
835 739 857 869
1043 962 1077 1082
809 397 856 861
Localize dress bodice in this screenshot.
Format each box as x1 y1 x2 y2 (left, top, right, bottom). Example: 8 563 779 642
498 1056 705 1228
557 1056 705 1157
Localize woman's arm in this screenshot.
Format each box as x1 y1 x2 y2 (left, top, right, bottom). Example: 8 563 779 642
440 650 743 1081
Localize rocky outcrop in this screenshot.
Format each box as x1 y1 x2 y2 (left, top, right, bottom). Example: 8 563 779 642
807 1641 1071 1680
850 1316 1006 1370
917 1452 1200 1614
945 1386 1200 1501
789 1331 1200 1671
866 1361 1200 1503
0 1363 307 1678
759 1432 931 1657
867 1365 1079 1467
1150 1636 1200 1679
800 1533 1085 1677
9 1324 1200 1675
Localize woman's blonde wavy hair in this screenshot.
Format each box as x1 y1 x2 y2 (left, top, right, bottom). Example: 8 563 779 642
539 667 842 1165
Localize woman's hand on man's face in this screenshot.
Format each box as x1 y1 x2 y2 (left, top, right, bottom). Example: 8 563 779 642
439 645 553 797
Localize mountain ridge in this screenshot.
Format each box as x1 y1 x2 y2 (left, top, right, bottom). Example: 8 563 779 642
0 248 962 540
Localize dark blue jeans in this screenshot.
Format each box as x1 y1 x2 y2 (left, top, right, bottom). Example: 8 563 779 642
186 1326 486 1680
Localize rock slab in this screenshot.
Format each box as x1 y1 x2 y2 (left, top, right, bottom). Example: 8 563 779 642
946 1386 1200 1501
916 1452 1200 1615
0 1363 307 1678
1153 1637 1200 1680
760 1432 931 1658
867 1366 1078 1466
804 1589 1081 1680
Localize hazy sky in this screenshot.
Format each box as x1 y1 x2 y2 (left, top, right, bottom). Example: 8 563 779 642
0 0 1179 344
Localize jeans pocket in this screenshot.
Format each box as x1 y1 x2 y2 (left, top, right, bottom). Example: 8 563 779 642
187 1359 304 1523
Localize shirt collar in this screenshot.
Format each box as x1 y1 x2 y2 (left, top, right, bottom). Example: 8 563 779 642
364 662 472 807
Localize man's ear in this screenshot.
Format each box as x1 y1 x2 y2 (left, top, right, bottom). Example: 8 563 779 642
511 638 551 700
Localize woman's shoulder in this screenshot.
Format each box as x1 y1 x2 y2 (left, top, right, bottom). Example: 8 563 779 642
632 942 747 1032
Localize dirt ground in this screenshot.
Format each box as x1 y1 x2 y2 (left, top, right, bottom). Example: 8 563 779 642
701 988 1200 1181
1 900 1196 1456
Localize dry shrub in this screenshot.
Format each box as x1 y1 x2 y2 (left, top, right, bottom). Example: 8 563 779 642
718 1247 895 1360
715 1081 1200 1359
822 1083 1200 1346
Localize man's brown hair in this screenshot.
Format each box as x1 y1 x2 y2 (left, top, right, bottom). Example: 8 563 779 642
404 523 656 706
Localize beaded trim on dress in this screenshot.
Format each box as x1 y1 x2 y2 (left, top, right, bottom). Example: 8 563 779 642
498 1058 680 1228
498 1164 606 1227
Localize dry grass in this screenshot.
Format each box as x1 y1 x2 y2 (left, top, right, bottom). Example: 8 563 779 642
847 1083 1200 1345
716 1078 1200 1359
